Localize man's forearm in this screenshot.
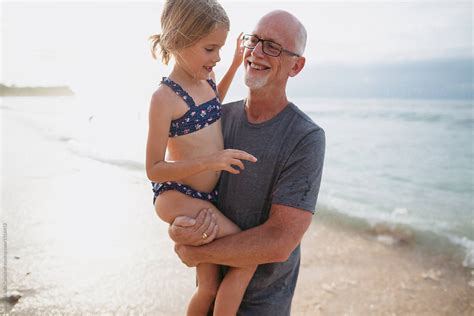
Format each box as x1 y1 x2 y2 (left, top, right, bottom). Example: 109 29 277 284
187 223 289 267
174 205 312 268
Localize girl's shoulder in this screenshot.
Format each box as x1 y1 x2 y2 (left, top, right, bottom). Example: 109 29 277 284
149 83 179 112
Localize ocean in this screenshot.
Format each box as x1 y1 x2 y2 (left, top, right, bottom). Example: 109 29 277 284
297 97 474 267
1 94 473 311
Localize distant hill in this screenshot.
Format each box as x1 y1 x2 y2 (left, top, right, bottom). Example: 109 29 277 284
0 84 74 96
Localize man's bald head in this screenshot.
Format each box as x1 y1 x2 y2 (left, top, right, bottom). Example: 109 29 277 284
257 10 307 56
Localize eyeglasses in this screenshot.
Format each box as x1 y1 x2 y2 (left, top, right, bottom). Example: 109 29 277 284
242 34 300 57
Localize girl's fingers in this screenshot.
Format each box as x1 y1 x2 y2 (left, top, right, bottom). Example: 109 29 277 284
238 32 244 44
228 149 257 162
235 152 257 162
231 159 245 171
225 166 240 174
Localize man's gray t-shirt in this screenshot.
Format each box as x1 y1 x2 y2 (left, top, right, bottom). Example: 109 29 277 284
218 100 326 315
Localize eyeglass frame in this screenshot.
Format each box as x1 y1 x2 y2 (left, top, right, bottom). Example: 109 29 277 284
242 34 301 58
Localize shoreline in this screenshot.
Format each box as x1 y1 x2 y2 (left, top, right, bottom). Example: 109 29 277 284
0 84 74 96
293 216 474 315
316 207 474 270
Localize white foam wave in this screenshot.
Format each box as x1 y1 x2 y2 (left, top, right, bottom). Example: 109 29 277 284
447 235 474 269
66 139 144 172
320 194 474 269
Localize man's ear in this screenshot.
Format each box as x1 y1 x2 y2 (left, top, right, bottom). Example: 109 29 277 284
289 56 305 77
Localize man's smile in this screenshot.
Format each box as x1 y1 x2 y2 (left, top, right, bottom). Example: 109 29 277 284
247 58 271 71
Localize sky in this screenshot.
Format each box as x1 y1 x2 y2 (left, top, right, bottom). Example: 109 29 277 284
1 0 472 99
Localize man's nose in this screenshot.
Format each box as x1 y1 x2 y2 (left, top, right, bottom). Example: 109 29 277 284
251 41 265 58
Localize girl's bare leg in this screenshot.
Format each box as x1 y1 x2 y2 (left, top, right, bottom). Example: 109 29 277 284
213 265 257 316
205 208 257 315
187 263 219 316
155 191 257 315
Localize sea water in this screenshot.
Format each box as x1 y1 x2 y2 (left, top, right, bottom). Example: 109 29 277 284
1 95 473 269
298 97 473 267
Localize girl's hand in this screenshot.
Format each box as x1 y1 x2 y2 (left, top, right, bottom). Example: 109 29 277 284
230 32 244 69
207 149 257 174
217 32 244 101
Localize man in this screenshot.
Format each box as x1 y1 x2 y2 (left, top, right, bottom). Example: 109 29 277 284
169 10 325 315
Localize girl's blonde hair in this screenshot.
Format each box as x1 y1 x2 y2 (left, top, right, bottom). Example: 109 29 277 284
149 0 230 65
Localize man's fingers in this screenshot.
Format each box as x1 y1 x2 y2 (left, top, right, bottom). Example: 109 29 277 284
207 223 219 244
198 210 217 238
200 217 218 245
204 214 216 237
173 215 196 228
192 209 208 231
196 209 213 235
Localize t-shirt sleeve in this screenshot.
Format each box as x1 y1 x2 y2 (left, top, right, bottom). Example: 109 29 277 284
271 128 326 213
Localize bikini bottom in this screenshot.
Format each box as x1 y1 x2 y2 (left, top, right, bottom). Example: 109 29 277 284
152 181 218 205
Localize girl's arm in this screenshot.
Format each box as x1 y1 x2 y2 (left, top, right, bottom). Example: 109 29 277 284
146 88 257 183
216 32 244 102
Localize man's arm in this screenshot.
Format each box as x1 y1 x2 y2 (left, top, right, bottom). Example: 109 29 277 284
173 127 325 266
174 204 312 267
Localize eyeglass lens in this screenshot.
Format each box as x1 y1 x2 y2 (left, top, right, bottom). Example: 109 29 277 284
244 35 282 57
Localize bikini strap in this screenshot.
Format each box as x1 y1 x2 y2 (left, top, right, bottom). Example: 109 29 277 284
206 78 217 92
160 77 196 109
206 78 220 101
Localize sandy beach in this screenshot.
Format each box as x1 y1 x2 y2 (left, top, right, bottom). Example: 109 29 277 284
2 101 473 315
2 156 473 315
294 220 474 315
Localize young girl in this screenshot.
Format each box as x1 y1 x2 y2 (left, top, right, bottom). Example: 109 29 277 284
146 1 257 315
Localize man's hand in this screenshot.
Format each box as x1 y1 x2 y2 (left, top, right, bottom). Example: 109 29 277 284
168 208 219 246
174 244 199 267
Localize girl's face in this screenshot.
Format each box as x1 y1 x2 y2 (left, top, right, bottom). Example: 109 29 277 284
175 25 228 80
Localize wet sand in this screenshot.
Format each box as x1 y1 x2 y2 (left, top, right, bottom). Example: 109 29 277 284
293 219 474 315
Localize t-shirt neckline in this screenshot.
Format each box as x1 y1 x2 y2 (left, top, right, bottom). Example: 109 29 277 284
240 99 294 129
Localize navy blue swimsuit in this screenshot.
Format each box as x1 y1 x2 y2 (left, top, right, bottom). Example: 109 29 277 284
164 77 222 137
152 77 221 204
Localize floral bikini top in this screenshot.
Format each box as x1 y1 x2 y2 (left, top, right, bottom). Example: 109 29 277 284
160 77 222 137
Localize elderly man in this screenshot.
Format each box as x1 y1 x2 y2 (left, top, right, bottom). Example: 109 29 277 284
170 10 325 315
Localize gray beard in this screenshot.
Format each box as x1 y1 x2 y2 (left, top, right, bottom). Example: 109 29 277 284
244 73 268 90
